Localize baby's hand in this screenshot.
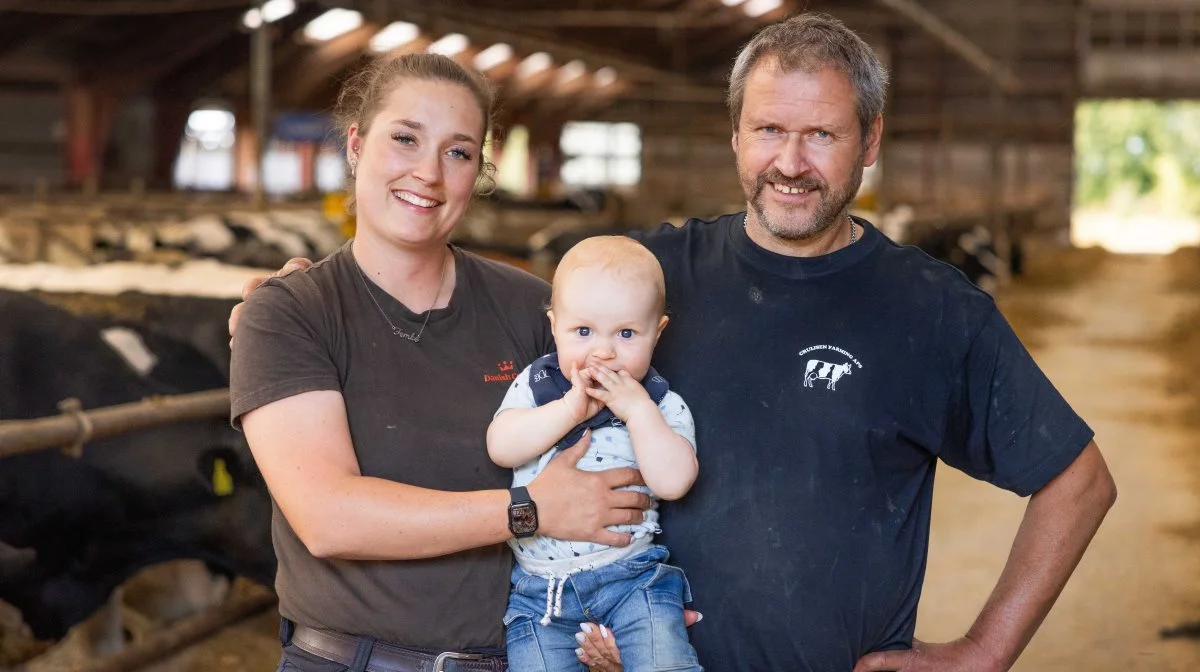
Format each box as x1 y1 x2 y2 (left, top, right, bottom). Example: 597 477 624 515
583 366 657 424
563 365 604 423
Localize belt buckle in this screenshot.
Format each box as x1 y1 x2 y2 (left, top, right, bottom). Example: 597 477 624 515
433 651 484 672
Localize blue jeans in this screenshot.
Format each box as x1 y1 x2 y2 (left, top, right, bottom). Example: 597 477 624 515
504 545 701 672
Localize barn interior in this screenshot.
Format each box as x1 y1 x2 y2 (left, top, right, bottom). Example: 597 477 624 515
1 0 1198 670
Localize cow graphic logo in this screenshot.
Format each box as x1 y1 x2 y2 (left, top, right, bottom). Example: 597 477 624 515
804 360 852 389
798 345 863 391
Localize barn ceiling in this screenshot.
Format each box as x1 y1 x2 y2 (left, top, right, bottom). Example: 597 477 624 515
0 0 1117 144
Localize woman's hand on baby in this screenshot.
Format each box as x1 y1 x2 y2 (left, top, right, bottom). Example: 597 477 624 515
576 623 621 671
563 365 604 423
527 432 651 547
227 257 313 344
575 611 703 671
583 365 658 424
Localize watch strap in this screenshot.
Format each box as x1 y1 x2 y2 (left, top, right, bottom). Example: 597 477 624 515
509 486 532 505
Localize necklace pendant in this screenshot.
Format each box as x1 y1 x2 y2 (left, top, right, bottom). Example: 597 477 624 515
394 328 420 343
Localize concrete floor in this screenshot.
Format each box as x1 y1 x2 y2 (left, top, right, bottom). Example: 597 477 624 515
917 252 1200 670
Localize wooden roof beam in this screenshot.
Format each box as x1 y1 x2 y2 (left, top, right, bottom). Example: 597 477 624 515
379 0 699 86
875 0 1022 93
617 83 726 105
96 14 240 94
214 4 325 97
0 12 64 60
275 24 376 108
509 10 728 29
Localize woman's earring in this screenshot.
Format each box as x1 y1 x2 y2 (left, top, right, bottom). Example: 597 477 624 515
349 158 357 177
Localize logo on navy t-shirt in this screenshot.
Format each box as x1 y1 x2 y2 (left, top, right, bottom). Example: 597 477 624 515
798 344 863 391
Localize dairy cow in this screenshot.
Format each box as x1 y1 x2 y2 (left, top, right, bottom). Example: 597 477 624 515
803 360 853 390
0 290 274 640
880 209 1008 295
93 210 344 270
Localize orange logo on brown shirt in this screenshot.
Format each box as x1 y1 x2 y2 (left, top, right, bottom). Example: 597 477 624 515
484 360 518 383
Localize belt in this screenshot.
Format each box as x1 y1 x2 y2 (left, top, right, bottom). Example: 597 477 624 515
291 624 507 672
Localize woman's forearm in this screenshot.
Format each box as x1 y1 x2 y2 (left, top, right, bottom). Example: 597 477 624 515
294 476 512 559
244 390 513 559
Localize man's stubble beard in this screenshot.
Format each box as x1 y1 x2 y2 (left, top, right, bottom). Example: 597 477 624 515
745 149 867 242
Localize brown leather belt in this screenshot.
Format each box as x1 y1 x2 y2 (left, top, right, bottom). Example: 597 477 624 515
291 624 508 672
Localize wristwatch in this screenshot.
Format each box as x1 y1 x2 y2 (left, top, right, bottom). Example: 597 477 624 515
508 486 539 538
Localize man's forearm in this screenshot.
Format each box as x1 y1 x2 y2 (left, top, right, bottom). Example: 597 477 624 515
965 441 1117 669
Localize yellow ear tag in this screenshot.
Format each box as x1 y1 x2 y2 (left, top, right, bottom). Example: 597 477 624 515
212 458 234 496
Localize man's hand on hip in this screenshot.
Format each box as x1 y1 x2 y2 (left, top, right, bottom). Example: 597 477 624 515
853 637 1007 672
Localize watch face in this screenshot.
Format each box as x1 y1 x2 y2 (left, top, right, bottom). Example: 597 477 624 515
509 502 538 537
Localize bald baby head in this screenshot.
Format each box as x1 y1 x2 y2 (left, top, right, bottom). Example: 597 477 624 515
551 236 666 316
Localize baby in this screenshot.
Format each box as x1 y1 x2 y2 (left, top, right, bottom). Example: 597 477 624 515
488 235 701 671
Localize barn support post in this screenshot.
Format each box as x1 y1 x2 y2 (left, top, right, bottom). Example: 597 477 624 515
150 94 190 191
0 389 231 459
988 83 1012 286
876 27 901 218
63 82 117 191
251 2 272 210
936 45 955 217
989 0 1018 285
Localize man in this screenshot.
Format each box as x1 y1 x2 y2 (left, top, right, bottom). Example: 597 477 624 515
583 13 1113 672
233 14 1115 672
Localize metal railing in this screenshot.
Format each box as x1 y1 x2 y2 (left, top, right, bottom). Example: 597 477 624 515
0 388 231 459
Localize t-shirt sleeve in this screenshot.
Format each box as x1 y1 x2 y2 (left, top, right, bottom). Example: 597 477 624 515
493 364 536 418
229 280 341 428
938 307 1094 496
659 390 697 452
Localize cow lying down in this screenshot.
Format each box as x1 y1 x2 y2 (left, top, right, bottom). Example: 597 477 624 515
0 290 274 643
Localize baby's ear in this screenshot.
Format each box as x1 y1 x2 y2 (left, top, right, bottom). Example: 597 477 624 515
546 309 556 331
656 315 669 336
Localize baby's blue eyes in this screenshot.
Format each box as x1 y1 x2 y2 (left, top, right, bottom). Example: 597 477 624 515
572 327 635 338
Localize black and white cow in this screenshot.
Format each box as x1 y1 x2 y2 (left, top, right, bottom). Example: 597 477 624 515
94 209 344 270
877 207 1011 295
912 223 1007 294
0 290 274 640
803 360 853 390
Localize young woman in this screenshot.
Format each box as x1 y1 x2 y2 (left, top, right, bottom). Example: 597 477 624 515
231 53 649 672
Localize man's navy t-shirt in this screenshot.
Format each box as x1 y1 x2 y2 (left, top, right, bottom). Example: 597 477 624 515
638 214 1093 671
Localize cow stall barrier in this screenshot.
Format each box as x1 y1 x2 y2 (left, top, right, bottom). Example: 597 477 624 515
0 388 230 459
1 388 281 671
81 586 277 672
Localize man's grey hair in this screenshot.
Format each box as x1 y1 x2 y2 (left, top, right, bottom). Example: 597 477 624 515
727 13 890 139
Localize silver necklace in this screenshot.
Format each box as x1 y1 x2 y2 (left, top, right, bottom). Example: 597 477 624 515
740 213 858 245
355 253 449 343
